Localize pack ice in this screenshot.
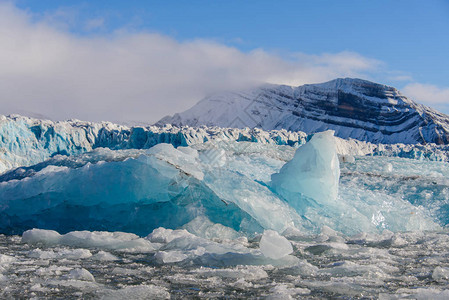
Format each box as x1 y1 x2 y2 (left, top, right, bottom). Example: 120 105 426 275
0 128 442 237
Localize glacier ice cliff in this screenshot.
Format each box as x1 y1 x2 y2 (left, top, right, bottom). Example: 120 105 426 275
3 114 449 176
0 114 307 174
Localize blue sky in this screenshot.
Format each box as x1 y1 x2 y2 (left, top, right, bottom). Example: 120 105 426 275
1 0 448 122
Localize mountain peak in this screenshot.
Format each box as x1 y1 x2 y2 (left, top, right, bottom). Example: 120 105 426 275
158 78 449 144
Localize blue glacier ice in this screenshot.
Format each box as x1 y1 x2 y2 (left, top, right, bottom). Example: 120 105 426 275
3 114 449 176
0 114 308 174
4 117 449 298
271 130 340 209
1 127 446 236
0 145 268 236
2 114 449 237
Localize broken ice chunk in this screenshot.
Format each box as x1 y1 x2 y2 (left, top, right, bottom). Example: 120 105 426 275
22 229 155 252
22 228 61 245
339 154 355 163
259 230 293 259
91 251 119 261
271 130 340 205
146 228 193 244
383 162 393 172
432 266 449 282
67 268 95 282
182 216 240 240
154 250 188 263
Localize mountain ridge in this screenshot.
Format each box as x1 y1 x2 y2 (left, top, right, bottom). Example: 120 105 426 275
158 78 449 144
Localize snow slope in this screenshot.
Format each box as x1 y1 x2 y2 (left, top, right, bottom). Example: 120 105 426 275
158 78 449 144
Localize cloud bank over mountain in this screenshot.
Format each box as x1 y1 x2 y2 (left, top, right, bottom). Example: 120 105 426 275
403 83 449 112
0 2 446 123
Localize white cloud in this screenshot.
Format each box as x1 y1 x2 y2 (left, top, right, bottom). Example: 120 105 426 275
84 17 105 31
0 2 387 123
403 83 449 107
387 74 414 82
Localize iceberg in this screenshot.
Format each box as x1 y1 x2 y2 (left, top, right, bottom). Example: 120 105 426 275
271 130 340 207
0 145 266 236
0 125 446 237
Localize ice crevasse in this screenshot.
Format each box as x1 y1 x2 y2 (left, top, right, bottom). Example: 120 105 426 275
0 130 440 236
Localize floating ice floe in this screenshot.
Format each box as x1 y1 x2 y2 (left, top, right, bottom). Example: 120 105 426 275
21 227 300 268
2 227 449 298
259 230 293 259
22 229 155 252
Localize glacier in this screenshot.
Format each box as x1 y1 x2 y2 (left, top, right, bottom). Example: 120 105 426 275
2 114 449 298
0 126 444 236
3 113 449 175
0 114 307 174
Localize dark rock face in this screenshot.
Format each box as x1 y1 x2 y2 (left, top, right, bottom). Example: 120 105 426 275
158 78 449 144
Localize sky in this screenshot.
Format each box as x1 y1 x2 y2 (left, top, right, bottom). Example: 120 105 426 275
0 0 448 123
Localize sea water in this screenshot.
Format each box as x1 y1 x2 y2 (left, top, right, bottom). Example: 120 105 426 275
1 226 449 299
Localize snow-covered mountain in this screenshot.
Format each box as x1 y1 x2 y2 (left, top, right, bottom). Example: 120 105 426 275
158 78 449 144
